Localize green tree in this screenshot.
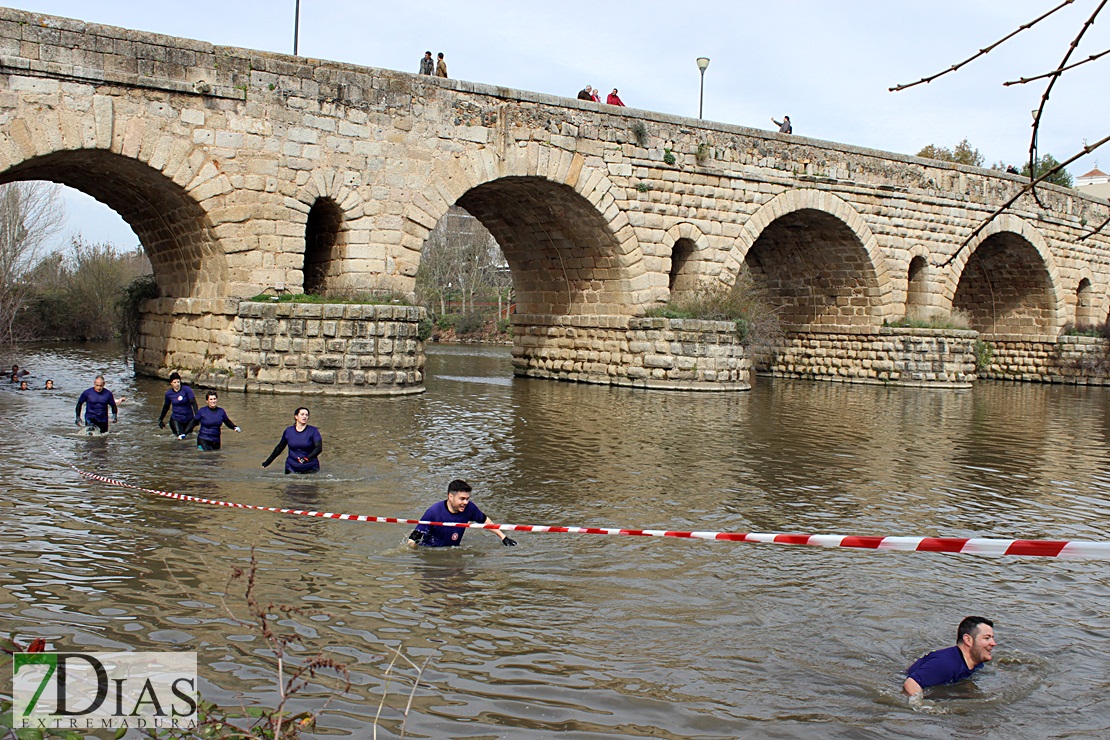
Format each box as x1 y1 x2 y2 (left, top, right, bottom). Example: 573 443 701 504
1020 154 1074 188
916 138 984 167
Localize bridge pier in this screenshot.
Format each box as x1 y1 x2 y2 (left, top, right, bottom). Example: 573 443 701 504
136 301 426 395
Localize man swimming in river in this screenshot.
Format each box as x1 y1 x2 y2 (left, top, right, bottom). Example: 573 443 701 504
903 616 996 696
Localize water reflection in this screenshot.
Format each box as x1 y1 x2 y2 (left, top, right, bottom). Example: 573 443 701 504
1 342 1109 737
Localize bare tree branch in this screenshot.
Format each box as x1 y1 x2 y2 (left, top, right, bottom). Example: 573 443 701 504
936 133 1110 268
1004 46 1110 86
1027 0 1107 206
889 0 1075 92
1078 213 1110 242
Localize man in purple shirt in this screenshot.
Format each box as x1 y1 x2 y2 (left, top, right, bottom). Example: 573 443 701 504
75 375 118 434
903 616 996 696
407 479 517 548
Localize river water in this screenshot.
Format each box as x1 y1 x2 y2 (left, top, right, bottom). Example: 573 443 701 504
1 342 1108 738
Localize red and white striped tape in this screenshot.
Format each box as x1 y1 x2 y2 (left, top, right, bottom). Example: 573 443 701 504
5 420 1105 560
73 469 1110 559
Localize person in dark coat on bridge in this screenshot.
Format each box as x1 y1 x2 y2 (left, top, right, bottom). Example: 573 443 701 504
435 52 448 78
419 51 434 75
577 85 593 101
772 115 791 134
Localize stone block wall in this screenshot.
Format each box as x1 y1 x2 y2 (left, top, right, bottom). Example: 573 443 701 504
980 335 1110 385
138 301 426 395
229 302 426 395
136 298 239 379
768 327 977 387
512 316 751 391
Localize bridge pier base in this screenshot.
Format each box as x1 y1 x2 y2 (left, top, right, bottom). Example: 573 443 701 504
511 316 752 391
766 327 978 388
136 301 426 395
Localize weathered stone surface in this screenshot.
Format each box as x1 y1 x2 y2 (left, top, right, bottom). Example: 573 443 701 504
3 7 1109 392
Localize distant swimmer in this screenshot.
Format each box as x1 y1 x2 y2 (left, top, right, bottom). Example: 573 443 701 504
179 391 240 451
18 380 28 390
407 479 517 548
44 379 54 390
75 375 118 434
158 372 198 436
903 616 996 697
10 364 29 382
262 406 323 474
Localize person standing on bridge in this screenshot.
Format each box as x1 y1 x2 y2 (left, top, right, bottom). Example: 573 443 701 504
903 616 996 697
419 51 434 75
772 115 791 134
179 390 240 451
262 406 323 474
407 479 517 548
607 88 625 106
577 85 593 101
435 52 448 78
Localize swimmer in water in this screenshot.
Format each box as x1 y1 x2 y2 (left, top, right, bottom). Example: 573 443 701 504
903 616 996 697
262 406 323 474
18 380 28 390
157 372 198 437
74 375 118 434
44 379 54 390
179 391 240 451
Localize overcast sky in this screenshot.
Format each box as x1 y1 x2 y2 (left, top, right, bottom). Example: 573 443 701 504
7 0 1110 251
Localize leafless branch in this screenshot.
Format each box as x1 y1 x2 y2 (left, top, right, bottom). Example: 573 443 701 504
1004 46 1110 85
888 0 1075 92
937 133 1110 266
1027 0 1107 204
1078 213 1110 242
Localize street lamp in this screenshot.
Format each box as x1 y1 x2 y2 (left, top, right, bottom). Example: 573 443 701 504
696 57 710 119
293 0 301 56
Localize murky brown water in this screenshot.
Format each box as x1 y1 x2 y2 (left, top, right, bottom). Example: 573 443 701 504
2 342 1109 738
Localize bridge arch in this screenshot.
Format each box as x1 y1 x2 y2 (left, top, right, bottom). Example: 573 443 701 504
403 144 645 317
721 189 895 329
661 222 712 300
945 215 1065 337
0 148 227 299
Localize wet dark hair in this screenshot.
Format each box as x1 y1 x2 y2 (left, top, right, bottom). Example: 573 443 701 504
957 616 992 644
447 479 472 494
294 407 310 417
206 391 218 400
169 372 181 382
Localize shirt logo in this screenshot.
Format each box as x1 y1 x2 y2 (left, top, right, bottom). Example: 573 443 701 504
451 532 459 541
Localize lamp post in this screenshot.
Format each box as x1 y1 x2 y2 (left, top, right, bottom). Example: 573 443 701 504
293 0 301 56
696 57 710 119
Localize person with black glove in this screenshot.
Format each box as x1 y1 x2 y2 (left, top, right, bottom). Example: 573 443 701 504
262 406 322 474
407 479 519 549
157 372 198 436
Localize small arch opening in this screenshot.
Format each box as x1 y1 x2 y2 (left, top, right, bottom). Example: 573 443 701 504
668 237 697 295
905 255 929 321
303 198 345 295
1076 278 1097 328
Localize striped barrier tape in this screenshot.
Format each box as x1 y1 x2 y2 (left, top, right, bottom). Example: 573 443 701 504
4 420 1106 560
71 468 1110 559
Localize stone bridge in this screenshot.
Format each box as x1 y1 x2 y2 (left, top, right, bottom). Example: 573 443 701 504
2 7 1109 392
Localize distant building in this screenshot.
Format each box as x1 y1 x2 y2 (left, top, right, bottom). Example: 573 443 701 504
1076 167 1110 200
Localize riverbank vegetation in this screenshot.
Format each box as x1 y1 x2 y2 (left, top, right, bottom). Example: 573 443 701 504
0 182 151 348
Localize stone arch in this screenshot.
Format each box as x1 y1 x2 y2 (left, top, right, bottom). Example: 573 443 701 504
0 149 226 299
403 143 643 317
291 170 367 295
721 189 895 329
946 215 1064 337
1074 272 1098 328
661 222 711 298
905 245 933 321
